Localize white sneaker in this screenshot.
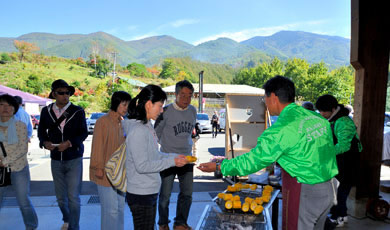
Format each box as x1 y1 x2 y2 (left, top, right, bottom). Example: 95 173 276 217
61 222 69 230
339 216 348 223
330 216 347 228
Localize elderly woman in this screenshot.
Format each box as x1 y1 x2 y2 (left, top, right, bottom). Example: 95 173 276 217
0 94 38 230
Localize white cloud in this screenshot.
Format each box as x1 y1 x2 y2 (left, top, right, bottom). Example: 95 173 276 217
170 19 200 28
192 20 329 45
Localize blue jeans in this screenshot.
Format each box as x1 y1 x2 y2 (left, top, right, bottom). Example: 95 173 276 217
51 157 82 230
97 185 125 230
158 164 193 226
0 165 38 230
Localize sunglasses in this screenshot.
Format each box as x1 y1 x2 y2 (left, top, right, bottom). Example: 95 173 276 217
56 91 71 95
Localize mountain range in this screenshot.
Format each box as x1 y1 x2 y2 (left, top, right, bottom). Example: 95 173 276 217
0 30 350 68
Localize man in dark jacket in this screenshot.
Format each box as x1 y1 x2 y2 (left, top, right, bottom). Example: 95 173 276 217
38 79 88 230
316 94 362 228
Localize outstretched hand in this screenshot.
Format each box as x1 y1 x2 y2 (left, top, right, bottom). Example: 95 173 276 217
197 162 217 173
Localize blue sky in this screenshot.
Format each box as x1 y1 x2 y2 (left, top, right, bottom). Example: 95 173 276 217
0 0 350 45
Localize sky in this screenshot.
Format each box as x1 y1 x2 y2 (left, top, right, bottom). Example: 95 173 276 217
0 0 351 45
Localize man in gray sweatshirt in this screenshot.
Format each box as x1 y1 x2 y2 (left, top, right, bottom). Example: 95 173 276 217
156 80 197 230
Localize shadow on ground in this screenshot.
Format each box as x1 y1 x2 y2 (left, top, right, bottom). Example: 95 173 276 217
3 179 229 197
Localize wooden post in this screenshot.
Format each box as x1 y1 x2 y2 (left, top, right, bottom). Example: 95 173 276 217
351 0 390 199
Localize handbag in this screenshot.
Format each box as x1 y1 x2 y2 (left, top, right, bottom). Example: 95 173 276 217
0 142 11 187
105 142 127 193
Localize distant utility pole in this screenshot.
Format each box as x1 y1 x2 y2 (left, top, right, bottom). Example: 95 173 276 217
199 71 204 113
111 52 118 83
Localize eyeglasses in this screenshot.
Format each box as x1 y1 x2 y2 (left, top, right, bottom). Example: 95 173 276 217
56 91 71 95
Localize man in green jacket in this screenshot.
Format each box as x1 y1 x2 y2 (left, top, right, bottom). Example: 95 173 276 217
316 94 362 228
198 75 338 230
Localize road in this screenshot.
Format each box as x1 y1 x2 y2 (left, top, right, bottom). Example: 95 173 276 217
4 129 229 196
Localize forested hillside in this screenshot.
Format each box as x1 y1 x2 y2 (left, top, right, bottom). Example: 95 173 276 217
0 30 350 68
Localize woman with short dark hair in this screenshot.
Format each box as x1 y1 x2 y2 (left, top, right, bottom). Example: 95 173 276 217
0 94 38 230
89 91 131 230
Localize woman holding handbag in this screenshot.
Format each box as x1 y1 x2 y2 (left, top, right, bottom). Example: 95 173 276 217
89 91 131 230
122 85 189 230
0 94 38 230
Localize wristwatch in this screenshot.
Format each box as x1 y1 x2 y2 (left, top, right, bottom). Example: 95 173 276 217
215 162 221 174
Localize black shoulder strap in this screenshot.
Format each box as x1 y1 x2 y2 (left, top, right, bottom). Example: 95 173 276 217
0 142 7 157
49 105 73 131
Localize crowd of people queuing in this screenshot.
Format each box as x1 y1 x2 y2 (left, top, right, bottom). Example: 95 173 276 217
0 76 363 230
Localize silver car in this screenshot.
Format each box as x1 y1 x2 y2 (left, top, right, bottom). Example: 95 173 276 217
86 112 106 134
196 113 212 134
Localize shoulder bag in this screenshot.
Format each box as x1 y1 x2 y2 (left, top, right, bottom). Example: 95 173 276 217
0 142 11 187
105 142 127 193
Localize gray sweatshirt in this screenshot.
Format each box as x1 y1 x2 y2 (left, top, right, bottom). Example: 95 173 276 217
155 103 197 155
122 119 176 195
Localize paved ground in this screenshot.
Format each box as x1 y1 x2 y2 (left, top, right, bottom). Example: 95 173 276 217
1 130 390 229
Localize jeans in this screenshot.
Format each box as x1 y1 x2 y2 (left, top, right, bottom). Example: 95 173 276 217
126 193 158 230
158 164 193 226
0 165 38 230
97 185 125 230
51 157 82 230
330 182 352 219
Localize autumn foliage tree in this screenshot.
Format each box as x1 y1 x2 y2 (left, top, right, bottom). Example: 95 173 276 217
13 40 40 63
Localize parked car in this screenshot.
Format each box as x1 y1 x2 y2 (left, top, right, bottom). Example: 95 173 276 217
86 112 106 134
31 114 40 129
219 109 225 132
196 113 212 133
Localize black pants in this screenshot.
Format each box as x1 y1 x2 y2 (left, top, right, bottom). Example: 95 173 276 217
126 192 158 230
212 123 218 137
330 182 352 219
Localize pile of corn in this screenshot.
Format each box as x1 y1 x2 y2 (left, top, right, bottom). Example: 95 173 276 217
217 184 274 215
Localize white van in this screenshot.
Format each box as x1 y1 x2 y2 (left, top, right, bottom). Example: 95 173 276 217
219 109 225 132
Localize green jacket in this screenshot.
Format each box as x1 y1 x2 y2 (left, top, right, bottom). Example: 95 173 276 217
221 103 338 185
329 106 362 185
331 116 362 155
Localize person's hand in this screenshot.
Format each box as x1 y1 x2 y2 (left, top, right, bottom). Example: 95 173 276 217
57 140 71 152
0 158 5 167
43 141 56 150
174 156 188 167
95 169 104 179
197 162 217 172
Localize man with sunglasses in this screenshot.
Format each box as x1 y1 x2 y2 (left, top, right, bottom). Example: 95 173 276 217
38 79 88 230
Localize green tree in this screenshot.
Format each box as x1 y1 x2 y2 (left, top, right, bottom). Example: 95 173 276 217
1 53 11 63
159 59 176 79
284 58 310 100
127 62 152 78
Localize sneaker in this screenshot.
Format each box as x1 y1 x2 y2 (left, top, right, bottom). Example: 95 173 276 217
61 222 69 230
159 225 170 230
340 216 348 223
173 224 192 230
329 217 346 228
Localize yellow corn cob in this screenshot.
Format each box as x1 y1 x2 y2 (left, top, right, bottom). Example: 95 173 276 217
185 156 197 163
250 201 258 211
225 200 233 209
233 200 242 209
242 202 250 212
254 205 264 215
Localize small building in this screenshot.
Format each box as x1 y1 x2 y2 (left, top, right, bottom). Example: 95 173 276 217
0 84 52 115
162 83 264 107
